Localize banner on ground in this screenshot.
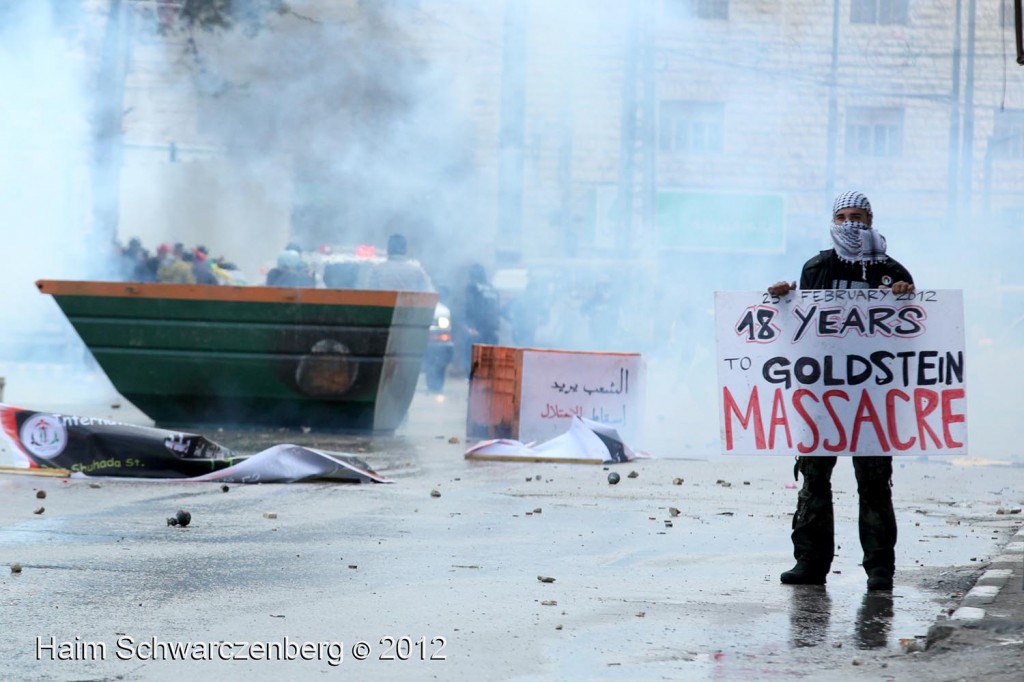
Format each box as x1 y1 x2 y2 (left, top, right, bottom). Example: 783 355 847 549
0 404 388 482
465 416 646 465
714 289 967 456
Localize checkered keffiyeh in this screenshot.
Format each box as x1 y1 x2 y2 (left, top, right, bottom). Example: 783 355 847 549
833 190 873 217
830 192 887 274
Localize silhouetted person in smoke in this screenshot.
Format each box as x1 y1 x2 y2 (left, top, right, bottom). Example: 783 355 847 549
508 277 548 347
210 257 248 286
191 246 219 285
266 250 316 287
460 263 501 373
367 233 434 292
580 276 620 350
768 191 914 592
138 251 160 282
119 237 148 281
157 246 196 284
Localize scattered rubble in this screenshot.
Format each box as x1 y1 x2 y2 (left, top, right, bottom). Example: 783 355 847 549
168 510 192 527
537 575 556 583
221 485 230 492
672 477 684 485
607 472 621 485
448 436 460 444
32 507 44 515
35 490 46 499
430 489 442 498
627 471 639 479
10 563 22 574
668 507 680 517
263 512 278 519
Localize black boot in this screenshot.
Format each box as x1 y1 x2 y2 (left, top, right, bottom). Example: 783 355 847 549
866 569 894 591
781 562 829 585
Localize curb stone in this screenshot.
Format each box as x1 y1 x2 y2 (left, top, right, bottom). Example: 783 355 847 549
927 525 1024 648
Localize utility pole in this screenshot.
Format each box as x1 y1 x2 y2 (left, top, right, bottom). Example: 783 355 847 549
948 0 962 224
91 0 131 250
823 0 841 212
1015 0 1023 65
960 0 977 216
615 0 656 256
496 0 528 262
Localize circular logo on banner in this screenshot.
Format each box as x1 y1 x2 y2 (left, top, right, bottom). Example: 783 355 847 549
881 276 893 286
19 414 68 459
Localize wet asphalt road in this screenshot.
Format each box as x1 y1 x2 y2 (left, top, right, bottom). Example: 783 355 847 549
0 372 1022 681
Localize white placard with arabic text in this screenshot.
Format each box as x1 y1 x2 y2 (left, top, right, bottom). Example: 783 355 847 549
715 289 967 456
518 350 645 444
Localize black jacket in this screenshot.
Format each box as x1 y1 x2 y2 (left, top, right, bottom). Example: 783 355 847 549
799 250 913 290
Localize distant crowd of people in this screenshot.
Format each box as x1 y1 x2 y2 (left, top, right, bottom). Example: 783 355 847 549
116 238 247 286
112 235 638 358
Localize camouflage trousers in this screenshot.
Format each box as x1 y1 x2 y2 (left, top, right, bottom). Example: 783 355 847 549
790 456 896 576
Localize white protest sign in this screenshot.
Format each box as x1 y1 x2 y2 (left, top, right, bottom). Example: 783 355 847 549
518 350 645 444
715 289 967 456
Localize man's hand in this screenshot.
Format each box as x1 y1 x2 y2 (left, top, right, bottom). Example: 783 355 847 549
768 281 796 297
890 281 914 294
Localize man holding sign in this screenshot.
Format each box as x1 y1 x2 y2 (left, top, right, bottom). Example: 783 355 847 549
767 191 914 591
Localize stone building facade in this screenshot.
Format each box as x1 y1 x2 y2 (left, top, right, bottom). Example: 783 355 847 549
114 0 1024 276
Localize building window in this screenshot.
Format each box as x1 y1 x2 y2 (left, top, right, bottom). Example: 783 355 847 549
992 110 1024 160
693 0 728 20
845 107 903 158
850 0 908 25
659 101 724 154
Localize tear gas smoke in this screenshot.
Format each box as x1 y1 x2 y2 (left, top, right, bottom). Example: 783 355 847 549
1 1 1021 462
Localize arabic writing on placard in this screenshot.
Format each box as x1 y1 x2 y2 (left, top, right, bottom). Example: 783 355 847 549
519 352 644 443
543 369 631 423
540 402 628 424
550 368 630 396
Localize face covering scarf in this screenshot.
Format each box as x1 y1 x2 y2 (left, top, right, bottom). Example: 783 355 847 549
830 220 887 279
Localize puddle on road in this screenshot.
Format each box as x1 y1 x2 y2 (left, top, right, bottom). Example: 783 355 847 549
784 579 915 652
515 566 955 681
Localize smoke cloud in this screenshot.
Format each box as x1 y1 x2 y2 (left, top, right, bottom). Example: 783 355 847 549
0 1 114 410
0 1 1021 462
